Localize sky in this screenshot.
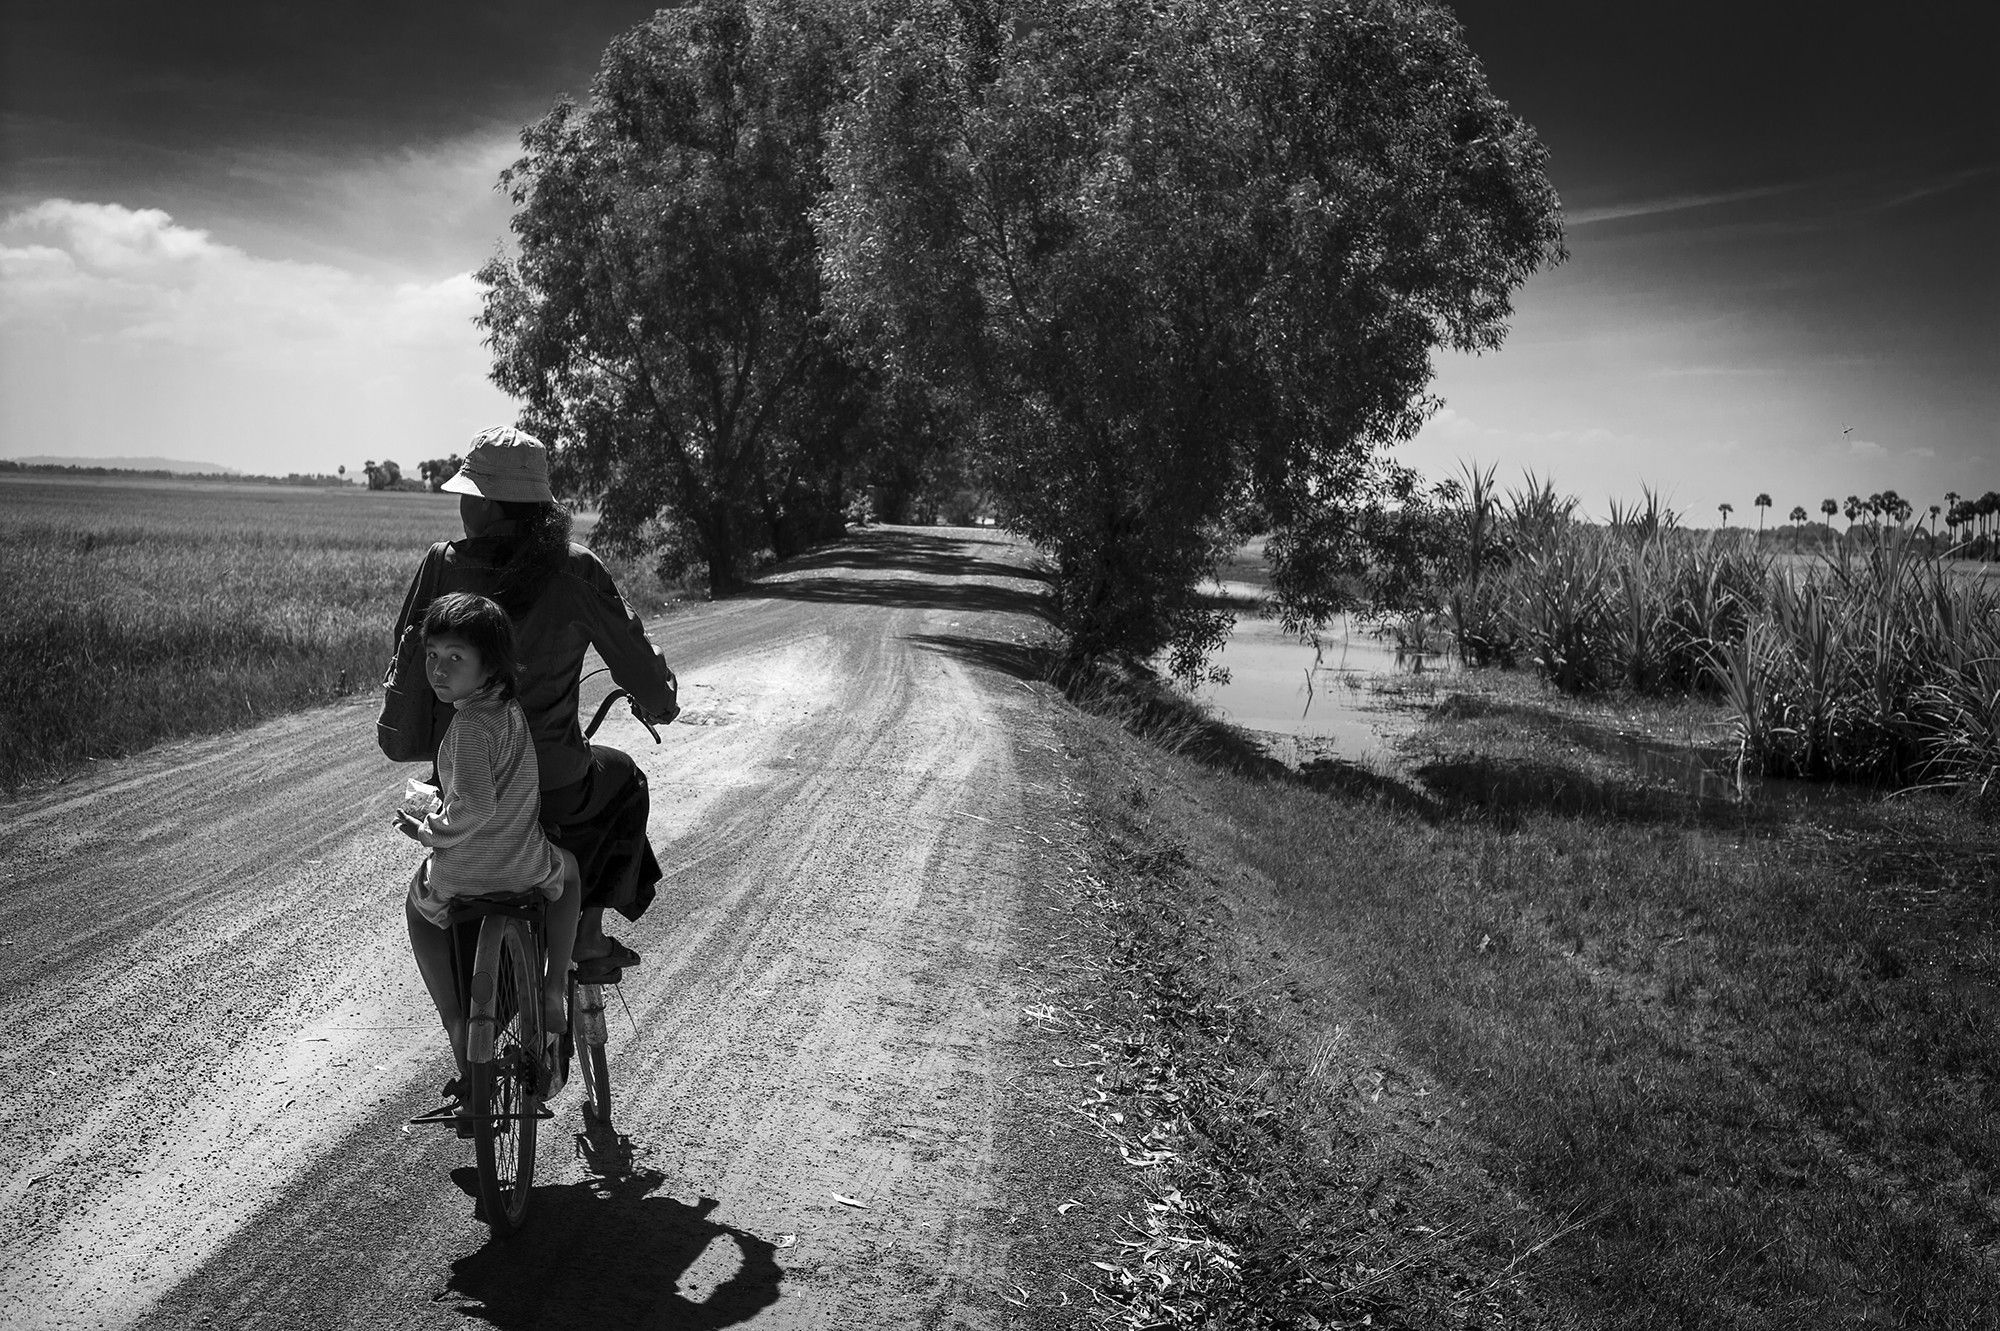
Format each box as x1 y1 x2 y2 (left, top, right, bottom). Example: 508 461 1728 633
1 2 1994 521
1414 2 1997 522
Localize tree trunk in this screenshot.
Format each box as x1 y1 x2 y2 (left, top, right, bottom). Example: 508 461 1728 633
757 465 786 559
702 499 743 595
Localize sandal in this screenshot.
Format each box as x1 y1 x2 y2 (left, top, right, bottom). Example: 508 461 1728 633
574 937 640 979
439 1076 475 1139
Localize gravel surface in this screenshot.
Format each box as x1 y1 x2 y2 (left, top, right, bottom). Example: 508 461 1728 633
0 526 1103 1331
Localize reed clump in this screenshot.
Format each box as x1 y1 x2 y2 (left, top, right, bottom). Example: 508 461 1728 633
1727 540 2000 791
1436 470 2000 794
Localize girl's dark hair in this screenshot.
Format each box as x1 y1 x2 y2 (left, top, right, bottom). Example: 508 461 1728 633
423 592 521 699
486 500 574 619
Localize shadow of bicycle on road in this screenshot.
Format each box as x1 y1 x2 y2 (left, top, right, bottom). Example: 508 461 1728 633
448 1130 782 1331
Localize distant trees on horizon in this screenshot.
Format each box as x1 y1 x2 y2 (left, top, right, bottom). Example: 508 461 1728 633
1653 484 2000 559
417 456 463 492
0 459 347 487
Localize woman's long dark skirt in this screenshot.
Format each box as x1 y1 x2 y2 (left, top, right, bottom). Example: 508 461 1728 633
540 745 662 923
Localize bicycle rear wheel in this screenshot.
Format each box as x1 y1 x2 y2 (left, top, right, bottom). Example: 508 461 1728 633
471 918 542 1234
570 976 613 1125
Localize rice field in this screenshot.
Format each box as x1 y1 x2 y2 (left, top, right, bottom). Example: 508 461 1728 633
0 476 464 792
0 475 691 794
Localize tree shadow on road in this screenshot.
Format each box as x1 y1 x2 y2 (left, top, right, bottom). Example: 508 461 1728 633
775 526 1052 586
448 1130 782 1331
748 527 1054 621
755 572 1051 620
906 631 1047 681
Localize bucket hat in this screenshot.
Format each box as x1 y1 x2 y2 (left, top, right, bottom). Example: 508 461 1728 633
441 426 555 504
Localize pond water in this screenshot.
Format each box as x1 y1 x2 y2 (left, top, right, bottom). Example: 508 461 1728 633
1188 611 1450 760
1188 591 1840 806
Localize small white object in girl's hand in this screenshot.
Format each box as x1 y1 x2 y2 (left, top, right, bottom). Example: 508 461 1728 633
399 778 441 820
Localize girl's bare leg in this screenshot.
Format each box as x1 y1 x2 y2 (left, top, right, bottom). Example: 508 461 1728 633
405 893 468 1081
542 850 582 1034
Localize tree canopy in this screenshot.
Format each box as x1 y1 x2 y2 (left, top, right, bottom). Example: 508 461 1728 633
478 0 869 591
479 0 1562 667
817 0 1563 671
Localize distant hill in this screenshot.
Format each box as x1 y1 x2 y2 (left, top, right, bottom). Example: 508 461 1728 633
7 455 240 474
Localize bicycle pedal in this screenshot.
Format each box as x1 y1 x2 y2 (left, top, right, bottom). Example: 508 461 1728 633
407 1106 464 1127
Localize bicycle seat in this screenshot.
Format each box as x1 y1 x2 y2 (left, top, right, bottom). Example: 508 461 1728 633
440 891 547 926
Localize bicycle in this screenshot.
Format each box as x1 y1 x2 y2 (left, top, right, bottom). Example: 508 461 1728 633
408 686 662 1235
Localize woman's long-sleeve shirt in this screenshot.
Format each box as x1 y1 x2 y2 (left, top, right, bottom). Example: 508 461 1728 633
391 535 676 790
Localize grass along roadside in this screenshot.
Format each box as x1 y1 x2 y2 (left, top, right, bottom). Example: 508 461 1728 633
0 477 685 795
1051 670 1576 1328
1055 662 2000 1328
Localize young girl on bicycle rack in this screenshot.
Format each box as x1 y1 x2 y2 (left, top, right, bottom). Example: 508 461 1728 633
396 591 580 1102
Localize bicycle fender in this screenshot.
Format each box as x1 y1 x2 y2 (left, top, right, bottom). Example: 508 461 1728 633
465 917 507 1065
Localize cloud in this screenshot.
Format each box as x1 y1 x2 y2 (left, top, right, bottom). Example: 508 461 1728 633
1877 163 2000 211
0 199 511 470
1834 431 1934 466
0 199 484 353
1565 182 1806 227
215 131 523 276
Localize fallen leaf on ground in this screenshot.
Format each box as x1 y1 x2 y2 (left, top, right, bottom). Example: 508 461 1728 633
830 1193 868 1209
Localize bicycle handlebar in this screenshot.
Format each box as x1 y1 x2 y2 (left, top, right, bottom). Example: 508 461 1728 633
584 687 664 744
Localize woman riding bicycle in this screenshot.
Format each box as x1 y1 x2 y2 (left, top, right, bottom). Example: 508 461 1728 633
392 426 679 976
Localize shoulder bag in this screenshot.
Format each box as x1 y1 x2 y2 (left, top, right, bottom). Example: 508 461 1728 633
377 542 449 762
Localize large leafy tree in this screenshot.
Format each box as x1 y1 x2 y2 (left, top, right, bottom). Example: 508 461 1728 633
478 0 864 591
819 0 1563 672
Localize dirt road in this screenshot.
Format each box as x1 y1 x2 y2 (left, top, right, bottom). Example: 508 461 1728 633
0 527 1088 1330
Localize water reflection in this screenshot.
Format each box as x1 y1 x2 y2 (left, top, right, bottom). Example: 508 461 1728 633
1190 613 1446 759
1192 602 1846 809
